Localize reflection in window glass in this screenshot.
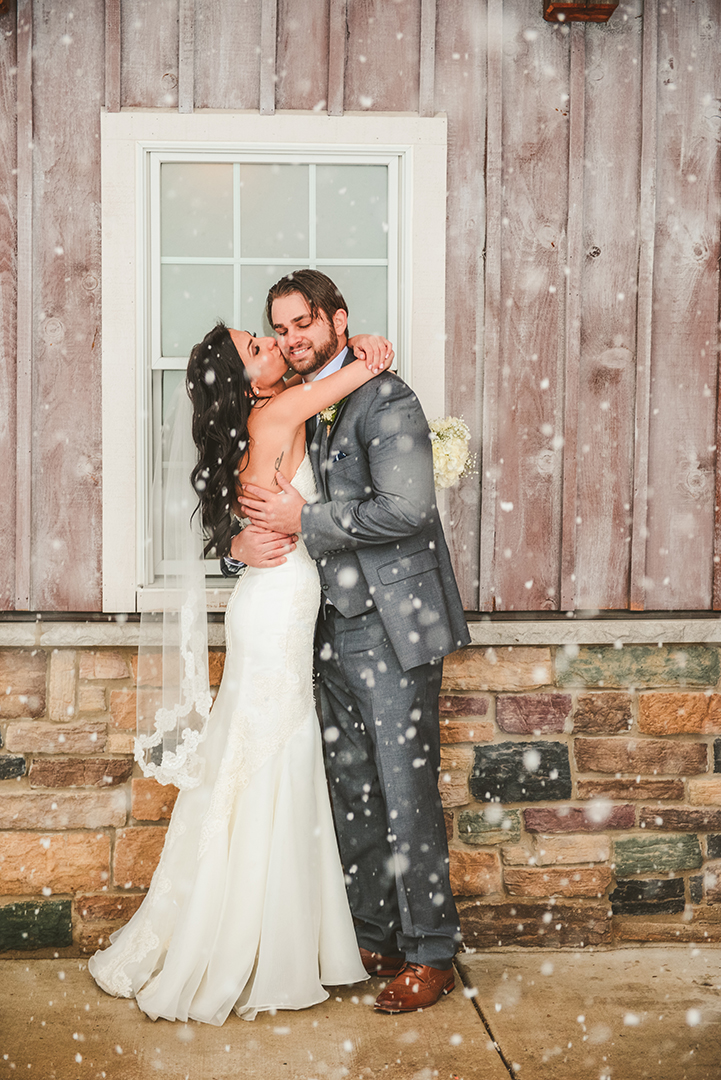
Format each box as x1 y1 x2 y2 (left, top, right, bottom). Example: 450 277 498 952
239 164 309 260
161 163 234 258
161 264 234 357
323 265 388 337
316 165 388 260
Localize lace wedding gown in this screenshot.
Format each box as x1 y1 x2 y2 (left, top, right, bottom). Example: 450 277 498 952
88 455 367 1024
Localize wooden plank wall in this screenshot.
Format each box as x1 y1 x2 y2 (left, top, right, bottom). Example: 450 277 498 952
0 1 17 610
3 0 720 614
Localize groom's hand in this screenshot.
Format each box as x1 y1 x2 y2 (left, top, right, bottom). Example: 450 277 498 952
240 474 305 535
230 524 297 568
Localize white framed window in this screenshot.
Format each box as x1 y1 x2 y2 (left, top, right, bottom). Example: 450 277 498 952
101 112 447 613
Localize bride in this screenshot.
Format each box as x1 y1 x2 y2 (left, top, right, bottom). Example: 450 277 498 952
88 322 392 1024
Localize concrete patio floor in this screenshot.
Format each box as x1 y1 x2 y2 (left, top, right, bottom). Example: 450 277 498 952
1 946 719 1079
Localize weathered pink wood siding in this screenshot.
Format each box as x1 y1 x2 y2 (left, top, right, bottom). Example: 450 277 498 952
0 2 17 610
30 0 103 610
3 0 720 614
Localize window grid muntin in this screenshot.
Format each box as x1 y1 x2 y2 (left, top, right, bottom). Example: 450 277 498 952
151 150 400 370
148 148 403 579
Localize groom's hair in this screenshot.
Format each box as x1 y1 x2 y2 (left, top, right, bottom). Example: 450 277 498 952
265 269 348 331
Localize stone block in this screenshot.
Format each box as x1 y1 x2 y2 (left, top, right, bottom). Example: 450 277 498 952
576 778 684 801
535 834 611 865
208 651 226 686
572 692 633 733
77 686 107 714
0 756 26 781
715 740 721 774
439 694 490 717
613 835 702 876
440 746 473 773
131 777 179 821
439 718 494 745
496 694 572 734
690 875 704 905
470 742 571 803
0 831 111 895
504 866 613 898
458 899 611 948
76 893 145 922
438 770 469 809
4 721 107 754
574 737 707 776
638 692 721 735
132 652 161 686
689 779 721 806
113 827 167 889
48 650 77 721
442 647 552 692
78 651 129 681
133 650 221 688
444 811 453 843
76 924 119 952
109 689 137 730
501 845 535 865
28 758 133 789
457 808 522 846
610 877 685 916
448 849 502 896
708 835 721 860
524 805 635 832
614 918 721 943
0 650 46 718
0 790 127 829
0 900 72 951
107 731 134 754
703 861 721 903
557 645 720 689
638 806 721 832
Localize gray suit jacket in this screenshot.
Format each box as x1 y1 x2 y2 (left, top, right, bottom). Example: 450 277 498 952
301 355 471 671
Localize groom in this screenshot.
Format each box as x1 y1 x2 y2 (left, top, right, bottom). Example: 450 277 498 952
230 270 470 1013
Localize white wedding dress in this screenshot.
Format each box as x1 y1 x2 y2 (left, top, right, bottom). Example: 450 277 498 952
88 455 367 1024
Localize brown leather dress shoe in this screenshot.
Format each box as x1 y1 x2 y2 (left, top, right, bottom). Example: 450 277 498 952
359 947 405 978
373 962 455 1013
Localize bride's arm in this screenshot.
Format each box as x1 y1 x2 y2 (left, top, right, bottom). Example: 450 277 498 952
266 353 393 426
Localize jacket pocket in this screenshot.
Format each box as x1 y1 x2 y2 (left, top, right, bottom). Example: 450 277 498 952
377 547 439 585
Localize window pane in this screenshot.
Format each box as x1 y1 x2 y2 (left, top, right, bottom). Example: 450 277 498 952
162 369 186 422
240 264 288 335
316 165 388 260
162 264 234 356
161 163 234 258
240 164 309 260
323 265 388 336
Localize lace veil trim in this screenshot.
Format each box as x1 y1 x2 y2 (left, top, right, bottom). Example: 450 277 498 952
135 383 212 790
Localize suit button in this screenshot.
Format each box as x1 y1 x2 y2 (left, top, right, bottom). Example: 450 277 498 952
322 584 329 591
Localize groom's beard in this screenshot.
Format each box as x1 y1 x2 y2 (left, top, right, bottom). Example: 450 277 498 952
284 322 339 377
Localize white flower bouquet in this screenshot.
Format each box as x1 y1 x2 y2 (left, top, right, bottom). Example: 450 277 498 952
428 416 475 490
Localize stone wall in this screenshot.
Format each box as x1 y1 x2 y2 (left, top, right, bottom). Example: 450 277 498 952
2 631 721 953
443 642 721 950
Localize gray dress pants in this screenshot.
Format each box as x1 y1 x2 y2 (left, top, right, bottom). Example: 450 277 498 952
316 606 461 970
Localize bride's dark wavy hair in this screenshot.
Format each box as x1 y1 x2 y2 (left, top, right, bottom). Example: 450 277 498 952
186 321 253 559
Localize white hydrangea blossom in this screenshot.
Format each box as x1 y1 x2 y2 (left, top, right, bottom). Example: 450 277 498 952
428 416 475 489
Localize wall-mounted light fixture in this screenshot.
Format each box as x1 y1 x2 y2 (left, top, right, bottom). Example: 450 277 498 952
543 1 619 22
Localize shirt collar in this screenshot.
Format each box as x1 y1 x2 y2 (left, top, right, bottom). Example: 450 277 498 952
304 346 348 383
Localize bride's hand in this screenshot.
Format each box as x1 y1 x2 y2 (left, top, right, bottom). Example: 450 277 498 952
349 334 394 373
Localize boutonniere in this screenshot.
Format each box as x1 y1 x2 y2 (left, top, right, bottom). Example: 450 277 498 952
318 397 347 432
